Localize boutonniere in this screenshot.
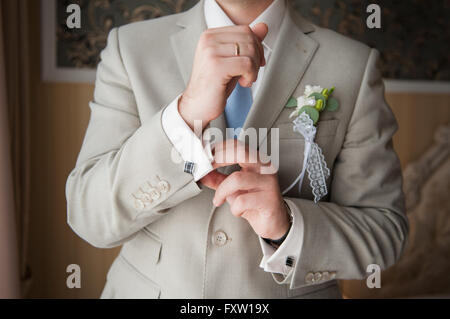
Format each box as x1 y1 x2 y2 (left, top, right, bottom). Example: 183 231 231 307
282 85 340 203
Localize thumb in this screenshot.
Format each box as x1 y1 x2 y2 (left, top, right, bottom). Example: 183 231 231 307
251 23 269 42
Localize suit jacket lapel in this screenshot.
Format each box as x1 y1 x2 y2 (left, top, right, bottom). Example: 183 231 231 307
170 0 206 85
240 9 319 146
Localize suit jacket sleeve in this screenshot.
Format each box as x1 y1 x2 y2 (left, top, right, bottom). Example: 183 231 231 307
281 49 409 289
66 28 202 248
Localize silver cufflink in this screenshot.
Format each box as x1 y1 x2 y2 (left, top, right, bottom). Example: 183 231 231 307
184 161 195 175
286 256 295 268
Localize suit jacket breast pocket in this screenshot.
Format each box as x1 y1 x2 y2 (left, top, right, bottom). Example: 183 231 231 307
276 119 339 198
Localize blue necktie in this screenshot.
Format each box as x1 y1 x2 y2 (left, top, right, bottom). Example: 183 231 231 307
224 83 253 136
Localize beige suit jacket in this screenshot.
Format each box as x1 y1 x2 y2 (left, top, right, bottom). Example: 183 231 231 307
66 0 408 299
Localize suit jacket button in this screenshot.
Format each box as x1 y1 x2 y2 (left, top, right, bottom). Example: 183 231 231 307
148 188 161 201
158 180 170 194
134 198 145 211
305 272 315 284
212 231 228 247
314 272 323 282
141 192 153 204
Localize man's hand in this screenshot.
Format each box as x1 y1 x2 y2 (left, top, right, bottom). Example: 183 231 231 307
179 24 269 130
201 140 291 240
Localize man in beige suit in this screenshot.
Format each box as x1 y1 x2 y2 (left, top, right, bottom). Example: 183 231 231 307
66 0 408 299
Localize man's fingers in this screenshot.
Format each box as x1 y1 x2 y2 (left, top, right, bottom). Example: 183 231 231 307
212 140 265 173
220 56 259 87
251 23 268 66
213 171 267 207
224 190 247 207
204 25 266 67
251 23 269 42
207 31 259 46
212 139 257 169
212 42 262 65
210 42 262 77
200 170 227 190
229 192 262 218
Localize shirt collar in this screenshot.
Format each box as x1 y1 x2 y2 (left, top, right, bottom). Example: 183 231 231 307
204 0 286 52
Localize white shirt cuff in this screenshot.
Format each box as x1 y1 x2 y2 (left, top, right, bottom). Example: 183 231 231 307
258 199 304 275
161 95 214 181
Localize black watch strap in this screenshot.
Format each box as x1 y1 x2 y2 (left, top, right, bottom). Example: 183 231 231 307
262 201 293 248
263 225 291 246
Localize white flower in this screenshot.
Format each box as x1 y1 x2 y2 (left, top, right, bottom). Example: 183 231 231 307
304 85 323 97
296 96 306 107
306 97 316 106
290 84 327 120
297 96 316 108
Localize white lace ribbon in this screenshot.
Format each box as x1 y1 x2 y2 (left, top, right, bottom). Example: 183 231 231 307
282 112 330 203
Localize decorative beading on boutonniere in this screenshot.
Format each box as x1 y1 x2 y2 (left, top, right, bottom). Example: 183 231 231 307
282 85 339 203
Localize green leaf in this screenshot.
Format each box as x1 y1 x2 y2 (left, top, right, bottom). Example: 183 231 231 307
326 97 339 112
299 106 320 125
285 97 298 108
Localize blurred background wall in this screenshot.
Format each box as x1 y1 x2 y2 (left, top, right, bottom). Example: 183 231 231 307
1 0 449 298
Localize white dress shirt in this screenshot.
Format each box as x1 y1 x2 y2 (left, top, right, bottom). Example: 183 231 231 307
161 0 304 277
